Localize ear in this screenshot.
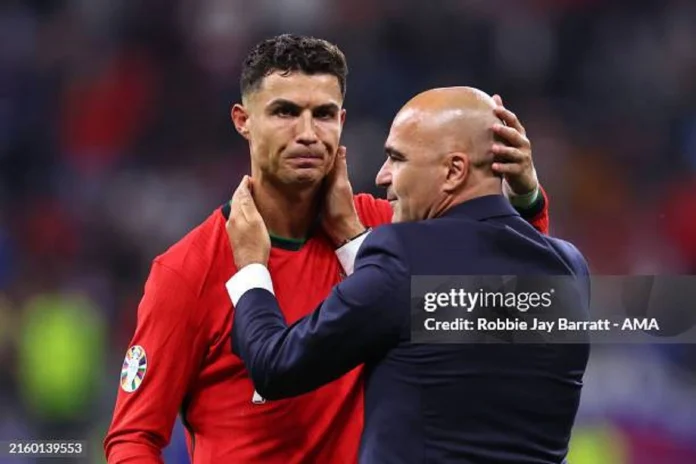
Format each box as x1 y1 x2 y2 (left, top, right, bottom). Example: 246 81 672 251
231 103 251 140
340 108 347 128
443 152 469 193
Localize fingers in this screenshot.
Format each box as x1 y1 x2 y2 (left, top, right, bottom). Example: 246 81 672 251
231 175 250 206
334 145 348 176
230 175 260 223
492 124 529 148
491 141 530 178
327 146 349 183
493 105 525 136
489 96 538 195
491 145 528 179
492 160 525 176
491 143 525 162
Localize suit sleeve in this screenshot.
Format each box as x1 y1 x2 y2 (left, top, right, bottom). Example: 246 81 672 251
104 260 205 464
230 226 409 400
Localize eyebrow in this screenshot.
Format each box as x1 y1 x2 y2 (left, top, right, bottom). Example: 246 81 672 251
385 146 407 160
266 99 340 113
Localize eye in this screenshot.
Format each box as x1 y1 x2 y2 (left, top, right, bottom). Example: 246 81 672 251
273 105 298 118
314 108 336 120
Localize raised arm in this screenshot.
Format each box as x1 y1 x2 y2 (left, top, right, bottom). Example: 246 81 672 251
228 226 407 400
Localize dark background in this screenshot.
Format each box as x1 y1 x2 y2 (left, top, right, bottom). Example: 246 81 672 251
1 0 695 462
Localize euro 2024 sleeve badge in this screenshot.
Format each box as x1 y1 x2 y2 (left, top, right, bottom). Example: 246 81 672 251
121 345 148 393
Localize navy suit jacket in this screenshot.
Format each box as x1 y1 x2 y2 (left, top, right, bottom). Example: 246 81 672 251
232 195 590 464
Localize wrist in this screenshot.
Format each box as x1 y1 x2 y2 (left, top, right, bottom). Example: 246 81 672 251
326 216 366 247
234 253 269 270
505 181 540 209
332 223 368 248
335 227 372 275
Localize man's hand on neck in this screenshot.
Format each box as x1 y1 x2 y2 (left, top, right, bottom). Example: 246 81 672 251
251 177 323 241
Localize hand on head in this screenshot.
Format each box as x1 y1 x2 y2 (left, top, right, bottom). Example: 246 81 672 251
376 87 541 222
490 94 538 196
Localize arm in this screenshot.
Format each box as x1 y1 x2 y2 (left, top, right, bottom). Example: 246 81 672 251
362 185 550 235
228 227 408 400
104 261 205 464
490 95 550 235
508 184 550 235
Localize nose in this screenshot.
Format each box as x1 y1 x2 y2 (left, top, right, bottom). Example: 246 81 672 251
375 159 392 188
296 111 319 145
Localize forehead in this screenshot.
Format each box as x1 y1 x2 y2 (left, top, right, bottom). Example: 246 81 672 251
252 71 343 108
386 108 432 150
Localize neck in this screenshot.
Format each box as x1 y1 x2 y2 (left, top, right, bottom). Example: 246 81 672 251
251 174 322 241
430 177 502 219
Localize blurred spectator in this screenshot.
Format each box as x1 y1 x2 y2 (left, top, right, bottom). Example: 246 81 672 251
1 0 695 462
17 292 106 439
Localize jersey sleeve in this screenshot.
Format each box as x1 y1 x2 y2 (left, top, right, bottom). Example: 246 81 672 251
353 193 392 228
104 260 206 464
517 185 550 235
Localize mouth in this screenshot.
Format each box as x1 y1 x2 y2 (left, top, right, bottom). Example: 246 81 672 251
286 152 324 169
287 150 323 160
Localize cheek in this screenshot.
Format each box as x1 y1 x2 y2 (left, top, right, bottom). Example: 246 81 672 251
325 152 338 173
256 124 288 158
392 165 411 195
396 167 437 208
317 121 341 145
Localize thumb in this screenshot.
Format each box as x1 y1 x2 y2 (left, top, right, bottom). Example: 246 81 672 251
241 175 252 195
334 146 348 178
232 175 250 200
493 94 503 106
233 176 256 213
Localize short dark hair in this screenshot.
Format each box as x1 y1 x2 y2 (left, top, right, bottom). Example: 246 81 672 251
240 34 348 99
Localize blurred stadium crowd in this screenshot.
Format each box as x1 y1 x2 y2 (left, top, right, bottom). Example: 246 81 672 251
1 0 696 462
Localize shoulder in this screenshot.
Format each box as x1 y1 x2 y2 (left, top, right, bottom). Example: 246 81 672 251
151 207 230 294
361 224 403 253
357 222 425 267
374 215 484 246
131 209 230 335
353 225 411 285
546 236 590 276
353 193 392 227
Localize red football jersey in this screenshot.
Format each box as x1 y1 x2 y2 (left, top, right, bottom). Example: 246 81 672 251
105 194 391 464
104 191 550 463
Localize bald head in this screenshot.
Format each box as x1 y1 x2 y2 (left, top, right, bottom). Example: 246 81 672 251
403 86 496 114
377 86 505 223
392 86 501 165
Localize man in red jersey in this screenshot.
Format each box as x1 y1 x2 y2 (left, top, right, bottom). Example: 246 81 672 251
104 34 548 463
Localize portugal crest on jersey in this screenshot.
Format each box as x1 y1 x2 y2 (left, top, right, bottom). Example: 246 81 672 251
121 345 148 393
